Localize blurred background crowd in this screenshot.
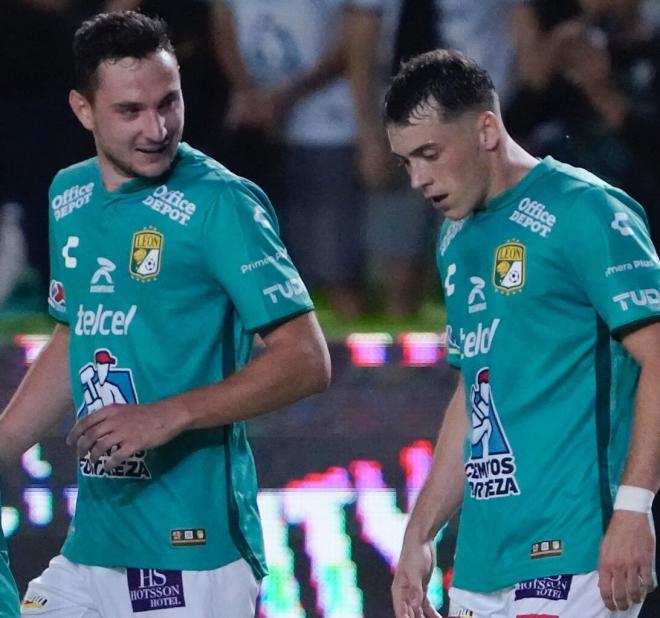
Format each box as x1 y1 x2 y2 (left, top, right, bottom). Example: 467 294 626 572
1 0 659 323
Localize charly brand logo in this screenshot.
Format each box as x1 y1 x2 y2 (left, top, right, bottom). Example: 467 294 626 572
493 241 526 294
444 263 456 297
77 349 150 479
51 183 94 220
465 367 520 500
142 185 197 226
254 204 272 230
130 228 163 282
611 211 634 237
62 235 79 269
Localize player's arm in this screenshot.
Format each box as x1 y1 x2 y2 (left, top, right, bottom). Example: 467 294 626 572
598 319 660 611
68 311 331 467
392 374 467 618
344 5 395 190
0 324 73 470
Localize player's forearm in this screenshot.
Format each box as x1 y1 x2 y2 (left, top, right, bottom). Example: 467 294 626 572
619 322 660 493
344 7 381 131
404 378 467 544
275 38 346 107
210 3 254 92
165 312 331 430
0 323 73 468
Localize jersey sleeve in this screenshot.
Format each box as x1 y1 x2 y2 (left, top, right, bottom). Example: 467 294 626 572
47 179 69 324
562 187 660 337
203 179 314 332
436 228 462 369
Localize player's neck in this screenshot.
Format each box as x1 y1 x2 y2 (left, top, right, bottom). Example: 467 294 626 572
485 138 538 202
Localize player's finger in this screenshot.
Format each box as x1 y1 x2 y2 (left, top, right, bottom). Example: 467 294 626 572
598 568 616 611
67 410 108 446
89 433 119 463
103 443 133 470
74 419 114 456
611 569 631 610
627 567 644 605
640 563 655 596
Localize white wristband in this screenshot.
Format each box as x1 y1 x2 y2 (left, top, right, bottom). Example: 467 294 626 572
613 485 655 514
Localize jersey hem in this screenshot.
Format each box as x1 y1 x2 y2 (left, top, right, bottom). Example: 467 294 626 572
452 556 599 593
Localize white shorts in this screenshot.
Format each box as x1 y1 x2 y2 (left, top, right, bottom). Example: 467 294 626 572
21 555 259 617
449 571 643 618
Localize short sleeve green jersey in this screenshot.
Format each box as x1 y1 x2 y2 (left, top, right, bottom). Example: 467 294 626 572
0 490 19 617
436 157 660 592
48 143 314 575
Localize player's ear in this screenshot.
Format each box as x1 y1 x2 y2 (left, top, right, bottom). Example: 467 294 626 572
477 111 501 152
69 89 95 131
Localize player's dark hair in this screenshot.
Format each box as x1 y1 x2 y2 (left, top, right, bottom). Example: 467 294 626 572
384 49 496 125
73 11 175 97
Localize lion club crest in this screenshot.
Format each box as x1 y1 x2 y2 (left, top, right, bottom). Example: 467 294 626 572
493 241 525 294
130 228 163 281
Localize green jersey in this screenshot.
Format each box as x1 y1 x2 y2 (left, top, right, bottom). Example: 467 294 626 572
0 490 19 618
48 143 314 576
437 157 660 592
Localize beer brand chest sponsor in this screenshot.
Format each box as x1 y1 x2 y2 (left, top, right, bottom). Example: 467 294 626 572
142 184 197 226
52 183 95 220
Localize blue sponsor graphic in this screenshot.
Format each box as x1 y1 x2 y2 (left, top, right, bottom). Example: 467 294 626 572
515 575 573 601
77 349 138 418
465 367 520 499
469 368 511 459
127 569 186 612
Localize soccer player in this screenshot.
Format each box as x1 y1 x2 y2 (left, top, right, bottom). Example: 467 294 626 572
386 50 660 618
0 11 330 617
0 487 19 618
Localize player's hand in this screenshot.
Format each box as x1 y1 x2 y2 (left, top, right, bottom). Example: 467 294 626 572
598 510 655 610
66 401 189 470
391 537 441 618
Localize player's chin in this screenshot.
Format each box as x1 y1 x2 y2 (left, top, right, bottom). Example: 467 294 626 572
133 157 173 178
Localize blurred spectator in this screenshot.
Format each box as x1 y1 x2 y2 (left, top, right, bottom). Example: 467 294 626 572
0 0 92 304
506 0 660 249
345 2 437 317
434 0 519 105
211 1 371 319
103 0 230 159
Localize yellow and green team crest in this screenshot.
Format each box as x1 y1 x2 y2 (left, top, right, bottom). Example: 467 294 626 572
130 228 163 281
493 241 525 294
